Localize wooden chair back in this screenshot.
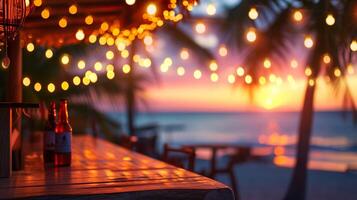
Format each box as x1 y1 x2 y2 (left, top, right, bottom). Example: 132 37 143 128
163 144 196 171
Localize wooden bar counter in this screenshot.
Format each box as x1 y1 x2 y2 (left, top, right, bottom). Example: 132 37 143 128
0 135 234 199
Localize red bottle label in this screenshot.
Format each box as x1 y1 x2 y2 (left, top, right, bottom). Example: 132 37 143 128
55 132 71 153
44 131 55 150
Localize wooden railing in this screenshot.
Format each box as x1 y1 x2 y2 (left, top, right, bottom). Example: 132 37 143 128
0 102 39 178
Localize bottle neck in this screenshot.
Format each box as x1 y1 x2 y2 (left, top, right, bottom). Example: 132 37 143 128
58 102 69 123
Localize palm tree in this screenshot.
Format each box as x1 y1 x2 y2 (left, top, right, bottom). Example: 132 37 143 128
222 0 356 199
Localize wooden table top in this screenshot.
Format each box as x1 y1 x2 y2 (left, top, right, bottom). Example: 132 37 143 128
0 135 233 199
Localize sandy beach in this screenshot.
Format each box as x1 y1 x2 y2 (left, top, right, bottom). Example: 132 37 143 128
209 162 357 200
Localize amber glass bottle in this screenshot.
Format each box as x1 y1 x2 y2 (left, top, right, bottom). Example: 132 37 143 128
43 102 56 164
55 99 72 167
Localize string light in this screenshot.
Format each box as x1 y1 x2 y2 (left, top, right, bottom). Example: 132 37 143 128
1 57 10 69
45 49 53 58
83 77 90 85
350 40 357 52
75 29 85 40
126 0 136 6
259 76 266 85
22 77 31 86
209 61 218 71
290 59 298 68
180 49 189 60
61 54 70 65
85 15 94 25
193 70 202 79
227 74 235 84
308 79 315 87
26 43 35 52
59 17 67 28
89 34 97 43
106 64 114 71
218 45 228 57
293 10 303 22
34 82 42 92
47 83 55 93
123 64 131 73
304 36 314 48
34 0 42 7
347 64 354 74
107 71 115 79
77 60 86 69
305 67 312 76
121 50 129 58
147 3 157 15
245 75 252 84
61 81 69 91
41 8 50 19
236 67 245 76
210 73 219 82
143 35 153 46
206 4 216 16
195 22 206 34
323 54 331 64
263 58 271 69
68 4 78 15
177 66 185 76
89 72 98 83
325 14 335 26
248 7 259 20
334 68 341 77
269 74 277 82
106 50 114 60
160 63 169 72
94 62 103 71
73 76 81 86
246 29 257 43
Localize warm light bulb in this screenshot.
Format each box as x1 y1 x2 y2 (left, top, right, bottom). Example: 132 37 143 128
22 77 31 87
68 5 77 15
61 81 69 91
126 0 136 5
58 17 67 28
218 45 228 57
305 67 312 76
61 54 70 65
82 77 90 85
290 59 298 68
121 50 129 58
245 75 252 84
34 0 42 7
75 29 85 40
88 34 97 43
1 56 10 69
106 50 114 60
259 76 266 85
209 61 218 71
350 40 357 52
210 73 219 82
334 68 341 77
304 36 313 48
26 43 35 52
248 7 259 20
34 82 42 92
143 35 153 46
85 15 94 25
236 67 245 76
180 49 189 60
195 23 206 34
45 49 53 58
347 64 354 75
228 74 236 84
41 8 50 19
106 64 114 71
107 71 115 79
77 60 86 69
263 58 271 69
123 64 131 74
94 62 103 71
193 70 202 79
246 29 256 43
177 66 185 76
147 3 157 15
293 10 303 22
206 4 216 16
323 54 331 64
325 14 335 26
73 76 81 86
47 83 55 93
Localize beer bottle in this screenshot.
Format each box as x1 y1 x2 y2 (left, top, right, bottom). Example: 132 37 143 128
43 101 56 164
55 99 72 167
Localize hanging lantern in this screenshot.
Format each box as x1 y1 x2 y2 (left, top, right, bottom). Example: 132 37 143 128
0 0 29 67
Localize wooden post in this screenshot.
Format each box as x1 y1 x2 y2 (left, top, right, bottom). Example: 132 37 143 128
0 108 12 177
7 34 23 171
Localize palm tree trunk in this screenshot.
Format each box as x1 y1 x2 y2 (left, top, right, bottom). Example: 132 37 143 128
126 41 137 136
283 83 316 200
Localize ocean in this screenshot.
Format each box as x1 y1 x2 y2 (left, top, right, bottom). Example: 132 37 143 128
111 111 357 171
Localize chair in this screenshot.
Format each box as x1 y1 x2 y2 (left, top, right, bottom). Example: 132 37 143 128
117 134 138 151
163 144 196 171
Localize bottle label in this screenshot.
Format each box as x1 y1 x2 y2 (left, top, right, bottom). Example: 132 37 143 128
55 132 72 153
44 131 55 150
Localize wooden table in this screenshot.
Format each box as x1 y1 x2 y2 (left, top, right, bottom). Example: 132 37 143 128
0 135 234 199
